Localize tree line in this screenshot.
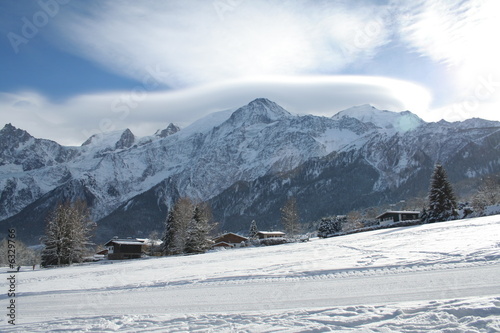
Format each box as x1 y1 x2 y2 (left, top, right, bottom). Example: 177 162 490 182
4 162 497 267
318 163 500 238
162 198 216 255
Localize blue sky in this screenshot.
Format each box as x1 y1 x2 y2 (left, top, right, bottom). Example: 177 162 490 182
1 0 499 145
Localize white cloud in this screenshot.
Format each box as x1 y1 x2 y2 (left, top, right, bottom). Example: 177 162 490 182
398 0 500 107
399 0 499 67
51 1 393 87
4 0 498 145
0 76 431 146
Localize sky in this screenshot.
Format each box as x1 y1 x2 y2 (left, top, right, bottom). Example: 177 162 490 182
1 0 499 146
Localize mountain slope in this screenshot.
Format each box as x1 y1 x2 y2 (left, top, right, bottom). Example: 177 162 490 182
1 99 500 243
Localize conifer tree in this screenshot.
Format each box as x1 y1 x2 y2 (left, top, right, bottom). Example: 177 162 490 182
317 217 342 238
162 210 175 255
426 164 458 222
249 220 259 239
163 199 216 255
185 205 213 254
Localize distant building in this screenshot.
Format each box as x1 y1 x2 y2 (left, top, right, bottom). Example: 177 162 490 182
256 231 286 239
105 238 145 260
213 233 248 248
376 211 420 225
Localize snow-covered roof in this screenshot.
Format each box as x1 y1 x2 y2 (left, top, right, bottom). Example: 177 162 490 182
376 211 420 219
257 231 285 235
105 239 145 246
214 232 248 240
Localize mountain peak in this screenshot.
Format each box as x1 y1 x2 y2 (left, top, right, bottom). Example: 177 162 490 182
81 128 135 151
227 98 292 126
115 129 135 149
0 123 33 146
332 105 424 132
155 123 180 138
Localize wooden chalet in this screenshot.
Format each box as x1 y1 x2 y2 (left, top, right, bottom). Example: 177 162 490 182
105 238 145 260
256 231 286 239
376 211 420 225
213 233 248 248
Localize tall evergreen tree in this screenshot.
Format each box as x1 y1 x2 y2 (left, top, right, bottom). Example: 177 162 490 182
426 164 458 223
185 204 213 254
162 210 175 255
41 200 95 266
163 199 216 255
248 220 259 239
281 197 301 239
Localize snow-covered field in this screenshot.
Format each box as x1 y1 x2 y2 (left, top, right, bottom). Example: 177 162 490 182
2 216 500 332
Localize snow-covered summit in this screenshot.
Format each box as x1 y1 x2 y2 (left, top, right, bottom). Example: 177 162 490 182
226 98 293 127
332 104 424 132
81 128 136 154
176 109 234 138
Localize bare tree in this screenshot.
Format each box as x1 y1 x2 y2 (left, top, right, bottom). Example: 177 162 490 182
170 197 195 254
281 197 301 239
41 200 95 266
343 210 364 232
147 230 160 256
0 238 40 267
472 175 500 215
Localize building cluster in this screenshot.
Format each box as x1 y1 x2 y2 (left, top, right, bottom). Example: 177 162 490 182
100 230 287 260
99 210 420 260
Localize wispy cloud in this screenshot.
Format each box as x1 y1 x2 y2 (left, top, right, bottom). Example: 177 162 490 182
399 0 499 67
51 1 393 87
376 0 500 123
2 0 499 145
398 0 500 102
0 76 431 145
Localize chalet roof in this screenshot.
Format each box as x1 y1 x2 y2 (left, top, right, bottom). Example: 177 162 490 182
376 211 420 219
213 232 248 242
257 231 285 235
105 238 145 246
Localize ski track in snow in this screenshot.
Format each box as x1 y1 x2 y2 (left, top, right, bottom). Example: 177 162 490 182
1 216 500 332
4 296 500 332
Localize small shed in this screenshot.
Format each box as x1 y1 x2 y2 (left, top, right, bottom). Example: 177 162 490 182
257 231 286 239
213 233 248 248
105 238 145 260
376 211 420 225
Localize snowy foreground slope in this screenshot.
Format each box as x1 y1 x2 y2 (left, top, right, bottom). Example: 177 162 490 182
2 216 500 332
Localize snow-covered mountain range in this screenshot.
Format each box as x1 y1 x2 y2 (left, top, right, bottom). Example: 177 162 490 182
1 98 500 243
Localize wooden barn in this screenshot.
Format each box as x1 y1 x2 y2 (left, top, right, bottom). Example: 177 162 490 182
376 211 420 225
256 231 286 239
213 233 248 248
105 238 145 260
